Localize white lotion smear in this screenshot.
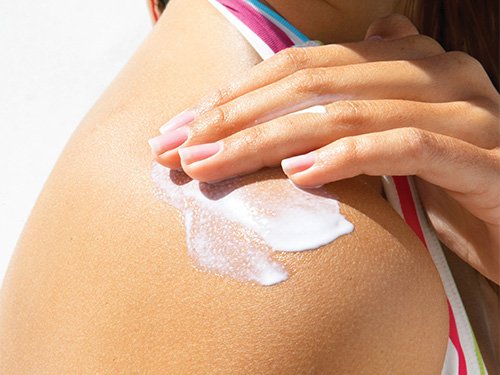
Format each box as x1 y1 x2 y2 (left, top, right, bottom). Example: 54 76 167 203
151 163 353 285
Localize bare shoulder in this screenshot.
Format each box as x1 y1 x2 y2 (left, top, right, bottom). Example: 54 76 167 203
0 1 448 373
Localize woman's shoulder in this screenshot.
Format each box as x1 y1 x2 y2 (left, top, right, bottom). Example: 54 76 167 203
0 2 448 372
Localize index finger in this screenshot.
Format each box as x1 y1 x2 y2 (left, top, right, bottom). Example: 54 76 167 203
187 34 444 118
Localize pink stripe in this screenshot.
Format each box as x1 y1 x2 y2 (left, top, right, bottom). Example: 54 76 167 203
393 176 467 374
393 176 426 244
217 0 294 52
448 300 468 375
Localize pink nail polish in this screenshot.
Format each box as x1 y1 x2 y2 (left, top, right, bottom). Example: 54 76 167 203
281 153 315 175
148 126 189 154
178 142 222 165
160 110 195 133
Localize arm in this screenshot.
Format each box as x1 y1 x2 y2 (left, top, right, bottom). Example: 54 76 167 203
0 1 448 373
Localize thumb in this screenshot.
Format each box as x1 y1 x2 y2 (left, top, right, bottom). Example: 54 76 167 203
365 14 419 41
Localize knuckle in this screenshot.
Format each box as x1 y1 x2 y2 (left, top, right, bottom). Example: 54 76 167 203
248 125 265 147
472 104 500 148
274 47 309 72
442 51 494 95
445 50 473 63
273 115 295 132
233 125 259 150
403 127 436 161
211 106 227 124
335 137 362 163
210 106 230 131
215 86 234 106
480 95 500 114
408 34 444 54
236 127 267 167
486 148 500 169
289 69 313 92
203 86 234 109
194 106 228 136
331 101 367 129
393 59 415 75
446 51 484 75
288 68 325 95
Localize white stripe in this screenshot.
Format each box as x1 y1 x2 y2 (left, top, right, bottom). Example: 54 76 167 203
208 0 326 115
382 176 486 373
442 339 460 375
381 176 403 217
208 0 275 60
407 177 484 374
245 2 304 45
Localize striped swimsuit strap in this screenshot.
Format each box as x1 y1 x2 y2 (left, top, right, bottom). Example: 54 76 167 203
208 0 487 374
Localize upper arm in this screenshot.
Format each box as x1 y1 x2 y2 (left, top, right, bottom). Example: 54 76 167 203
0 1 448 373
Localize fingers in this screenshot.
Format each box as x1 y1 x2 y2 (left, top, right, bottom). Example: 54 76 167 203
416 179 500 273
169 99 497 182
283 128 500 199
201 54 463 131
365 14 419 41
194 33 444 114
154 51 488 169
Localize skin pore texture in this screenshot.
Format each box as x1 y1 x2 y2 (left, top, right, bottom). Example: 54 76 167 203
151 166 354 286
0 0 448 373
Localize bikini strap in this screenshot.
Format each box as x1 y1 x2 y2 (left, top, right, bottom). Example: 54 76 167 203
208 1 487 372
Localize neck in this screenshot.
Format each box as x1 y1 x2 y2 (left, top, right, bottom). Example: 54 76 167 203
262 0 406 43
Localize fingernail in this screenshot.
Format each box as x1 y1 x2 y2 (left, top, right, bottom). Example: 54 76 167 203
293 182 324 189
178 142 222 165
367 35 383 41
148 126 189 154
281 153 315 175
160 110 195 133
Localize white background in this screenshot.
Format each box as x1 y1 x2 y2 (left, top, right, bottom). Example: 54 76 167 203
0 1 151 284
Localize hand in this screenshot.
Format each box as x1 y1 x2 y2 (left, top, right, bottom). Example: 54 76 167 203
149 15 500 282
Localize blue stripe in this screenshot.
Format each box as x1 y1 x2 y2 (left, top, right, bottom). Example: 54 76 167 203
245 0 309 42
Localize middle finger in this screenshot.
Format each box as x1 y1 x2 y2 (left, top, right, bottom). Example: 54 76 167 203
176 99 496 182
194 34 444 114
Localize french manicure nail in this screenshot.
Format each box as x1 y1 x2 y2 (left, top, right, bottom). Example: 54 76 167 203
148 126 189 154
159 110 195 133
293 182 324 189
281 153 315 175
178 142 222 165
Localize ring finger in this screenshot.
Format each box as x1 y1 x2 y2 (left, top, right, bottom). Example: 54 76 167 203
175 99 495 182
